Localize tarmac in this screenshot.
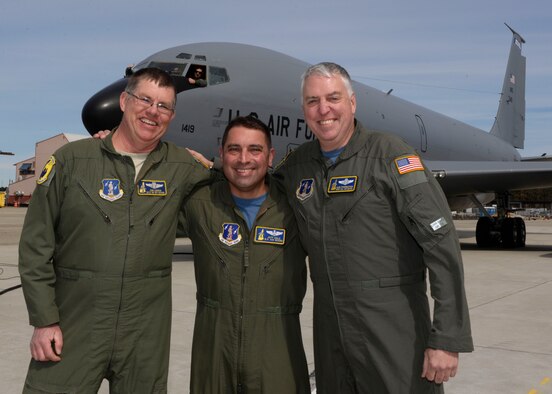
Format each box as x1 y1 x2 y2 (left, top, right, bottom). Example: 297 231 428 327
1 206 551 393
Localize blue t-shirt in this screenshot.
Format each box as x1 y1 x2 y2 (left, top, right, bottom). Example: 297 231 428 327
322 147 345 163
232 193 268 230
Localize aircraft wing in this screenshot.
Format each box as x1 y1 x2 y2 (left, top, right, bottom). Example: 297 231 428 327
425 160 552 196
520 155 552 162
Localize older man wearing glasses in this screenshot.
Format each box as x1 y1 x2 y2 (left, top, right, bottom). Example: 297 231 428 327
19 67 212 394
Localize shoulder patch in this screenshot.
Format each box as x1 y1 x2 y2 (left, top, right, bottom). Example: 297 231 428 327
393 155 427 189
37 156 56 186
394 155 424 174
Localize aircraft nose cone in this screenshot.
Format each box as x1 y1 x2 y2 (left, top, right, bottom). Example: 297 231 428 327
81 78 128 135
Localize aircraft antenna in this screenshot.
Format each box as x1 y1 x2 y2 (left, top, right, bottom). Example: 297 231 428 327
504 22 526 44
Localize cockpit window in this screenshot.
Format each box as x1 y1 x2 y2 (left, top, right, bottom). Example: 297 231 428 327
129 60 230 92
176 53 192 60
209 66 230 85
133 60 148 70
148 62 186 76
194 55 207 61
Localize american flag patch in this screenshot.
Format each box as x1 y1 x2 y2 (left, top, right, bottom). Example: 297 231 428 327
395 155 424 175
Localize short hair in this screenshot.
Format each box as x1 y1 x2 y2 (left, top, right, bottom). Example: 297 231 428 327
126 67 177 105
222 116 272 148
301 62 354 100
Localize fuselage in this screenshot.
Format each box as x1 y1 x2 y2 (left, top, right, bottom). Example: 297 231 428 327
83 38 552 247
83 42 520 166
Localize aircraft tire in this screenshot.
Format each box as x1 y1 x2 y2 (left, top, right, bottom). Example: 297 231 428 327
500 218 517 248
514 217 526 247
476 217 493 247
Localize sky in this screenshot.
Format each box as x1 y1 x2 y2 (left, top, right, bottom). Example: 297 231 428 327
1 0 551 187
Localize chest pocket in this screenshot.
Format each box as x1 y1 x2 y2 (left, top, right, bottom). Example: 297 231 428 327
142 183 180 226
339 182 375 224
288 183 314 250
196 218 234 272
334 181 400 281
257 230 305 312
191 218 243 309
73 179 114 223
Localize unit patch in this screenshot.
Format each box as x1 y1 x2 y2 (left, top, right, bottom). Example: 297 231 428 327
395 155 424 175
138 180 167 196
327 176 357 193
430 217 448 231
99 179 124 202
219 223 242 246
37 156 56 185
254 226 286 245
296 178 314 201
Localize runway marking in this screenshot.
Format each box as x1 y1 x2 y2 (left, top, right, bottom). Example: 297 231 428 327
542 377 551 386
469 279 552 310
474 344 552 357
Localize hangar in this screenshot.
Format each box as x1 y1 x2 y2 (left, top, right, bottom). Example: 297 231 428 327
5 133 87 206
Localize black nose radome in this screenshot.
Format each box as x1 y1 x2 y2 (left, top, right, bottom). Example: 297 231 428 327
82 78 128 135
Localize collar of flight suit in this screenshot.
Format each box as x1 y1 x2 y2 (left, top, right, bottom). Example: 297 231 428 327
99 128 168 166
337 120 371 161
218 176 280 214
308 119 371 163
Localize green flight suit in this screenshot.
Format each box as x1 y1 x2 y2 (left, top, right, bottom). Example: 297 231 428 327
181 179 310 393
274 121 473 394
18 133 211 393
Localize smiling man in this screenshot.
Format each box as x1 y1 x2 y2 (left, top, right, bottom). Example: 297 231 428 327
18 68 212 393
180 116 310 393
274 63 473 393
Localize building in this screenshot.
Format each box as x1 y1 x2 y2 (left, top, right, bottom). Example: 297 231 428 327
6 133 88 206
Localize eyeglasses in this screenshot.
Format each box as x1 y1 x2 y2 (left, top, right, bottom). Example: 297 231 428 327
125 90 175 115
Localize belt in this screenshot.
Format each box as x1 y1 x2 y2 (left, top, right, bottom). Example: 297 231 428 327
55 266 172 279
360 271 425 289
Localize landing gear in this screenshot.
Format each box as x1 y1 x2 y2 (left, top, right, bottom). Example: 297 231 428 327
473 192 527 248
475 216 526 248
500 216 526 248
475 217 494 247
514 217 526 247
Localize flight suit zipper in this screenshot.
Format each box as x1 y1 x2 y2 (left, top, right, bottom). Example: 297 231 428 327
111 157 135 365
320 159 332 285
237 238 249 392
121 155 136 282
319 157 355 370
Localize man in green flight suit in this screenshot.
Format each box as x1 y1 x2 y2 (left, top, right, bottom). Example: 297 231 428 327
181 116 310 393
274 63 474 393
18 68 211 393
